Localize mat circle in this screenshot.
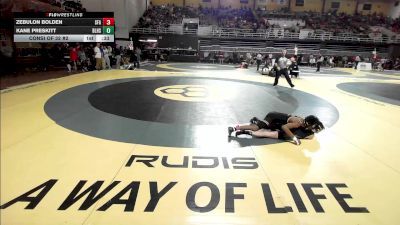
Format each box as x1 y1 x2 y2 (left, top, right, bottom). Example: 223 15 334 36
45 76 339 148
337 82 400 106
159 63 235 71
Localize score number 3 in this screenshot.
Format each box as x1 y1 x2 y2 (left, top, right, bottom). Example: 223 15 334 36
102 18 115 26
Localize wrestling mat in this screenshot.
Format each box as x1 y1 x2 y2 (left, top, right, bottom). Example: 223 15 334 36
1 63 400 225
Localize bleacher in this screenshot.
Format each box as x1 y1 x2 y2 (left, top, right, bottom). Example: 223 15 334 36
324 44 388 54
132 4 400 45
273 43 320 51
197 38 389 58
131 4 398 62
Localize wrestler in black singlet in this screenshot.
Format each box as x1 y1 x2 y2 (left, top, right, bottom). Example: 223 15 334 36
277 127 314 140
255 111 291 130
255 112 314 140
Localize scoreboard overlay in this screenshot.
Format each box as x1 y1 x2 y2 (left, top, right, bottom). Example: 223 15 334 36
14 12 114 42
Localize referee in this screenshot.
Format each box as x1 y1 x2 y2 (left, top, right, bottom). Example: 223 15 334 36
273 49 295 88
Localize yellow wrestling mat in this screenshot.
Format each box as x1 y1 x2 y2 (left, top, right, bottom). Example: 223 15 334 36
1 67 400 225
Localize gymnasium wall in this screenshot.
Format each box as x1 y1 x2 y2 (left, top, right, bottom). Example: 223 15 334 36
287 0 393 15
357 0 391 15
324 0 356 14
219 0 255 8
151 0 184 6
389 1 400 19
256 0 289 11
185 0 219 8
290 0 322 12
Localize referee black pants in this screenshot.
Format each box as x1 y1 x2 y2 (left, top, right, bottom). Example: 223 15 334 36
316 62 321 72
273 68 294 87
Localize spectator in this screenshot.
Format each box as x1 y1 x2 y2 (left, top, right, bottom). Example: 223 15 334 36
309 55 316 67
69 46 78 71
256 51 263 71
102 45 111 69
316 54 323 72
77 46 88 72
115 46 122 69
94 42 102 71
355 55 361 70
393 58 400 70
135 47 142 68
329 56 334 68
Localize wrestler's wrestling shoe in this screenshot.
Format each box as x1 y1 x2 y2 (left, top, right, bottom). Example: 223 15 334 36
228 127 235 137
250 117 259 124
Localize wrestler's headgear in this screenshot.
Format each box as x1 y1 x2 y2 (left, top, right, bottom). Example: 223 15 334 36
304 115 325 133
